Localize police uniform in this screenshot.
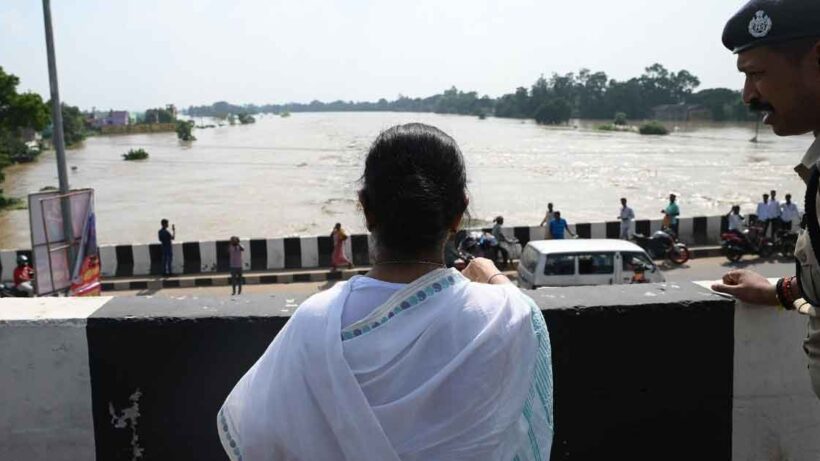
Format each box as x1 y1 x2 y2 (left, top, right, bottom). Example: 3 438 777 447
723 0 820 397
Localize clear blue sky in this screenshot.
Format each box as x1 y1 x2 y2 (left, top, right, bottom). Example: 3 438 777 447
0 0 746 111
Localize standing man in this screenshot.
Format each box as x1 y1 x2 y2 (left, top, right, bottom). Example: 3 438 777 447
618 198 635 240
540 202 555 239
712 0 820 398
158 219 176 276
661 194 680 236
768 189 782 237
756 193 770 233
549 211 576 240
781 193 801 232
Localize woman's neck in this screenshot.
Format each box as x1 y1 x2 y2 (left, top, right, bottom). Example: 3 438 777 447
366 249 445 283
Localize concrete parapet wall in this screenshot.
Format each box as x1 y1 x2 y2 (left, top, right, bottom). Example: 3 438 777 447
2 214 779 281
2 283 819 459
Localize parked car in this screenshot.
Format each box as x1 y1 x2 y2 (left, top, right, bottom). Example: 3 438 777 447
517 239 665 289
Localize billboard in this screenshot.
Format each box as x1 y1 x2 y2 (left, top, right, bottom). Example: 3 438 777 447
28 189 99 296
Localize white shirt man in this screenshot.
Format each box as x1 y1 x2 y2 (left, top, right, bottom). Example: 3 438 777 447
728 212 744 232
767 194 782 221
756 195 770 223
781 197 800 231
618 198 635 240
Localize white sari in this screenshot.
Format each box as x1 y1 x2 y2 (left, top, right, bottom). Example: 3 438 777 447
218 268 553 461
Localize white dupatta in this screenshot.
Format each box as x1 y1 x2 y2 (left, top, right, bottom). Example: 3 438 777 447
218 268 553 461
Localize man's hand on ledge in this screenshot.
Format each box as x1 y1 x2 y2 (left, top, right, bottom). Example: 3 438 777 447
712 269 778 306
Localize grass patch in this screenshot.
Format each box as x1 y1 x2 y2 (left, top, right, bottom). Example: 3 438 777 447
122 148 149 161
638 121 669 135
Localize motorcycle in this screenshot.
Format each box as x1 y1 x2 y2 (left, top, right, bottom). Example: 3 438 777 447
775 229 798 258
720 225 774 262
0 282 30 298
632 228 690 265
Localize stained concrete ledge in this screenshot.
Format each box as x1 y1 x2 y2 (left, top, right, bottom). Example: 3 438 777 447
3 282 820 460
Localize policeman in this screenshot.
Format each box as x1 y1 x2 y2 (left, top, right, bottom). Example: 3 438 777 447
712 0 820 397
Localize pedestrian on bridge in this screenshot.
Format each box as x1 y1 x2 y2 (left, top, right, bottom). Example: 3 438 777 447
618 198 635 240
330 222 353 270
158 219 175 276
229 236 244 296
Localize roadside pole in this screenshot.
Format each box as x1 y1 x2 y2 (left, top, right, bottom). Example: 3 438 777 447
42 0 76 278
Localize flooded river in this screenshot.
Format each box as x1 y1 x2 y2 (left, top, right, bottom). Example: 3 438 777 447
0 112 814 248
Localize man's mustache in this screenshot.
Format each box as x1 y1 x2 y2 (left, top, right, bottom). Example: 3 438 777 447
749 100 775 112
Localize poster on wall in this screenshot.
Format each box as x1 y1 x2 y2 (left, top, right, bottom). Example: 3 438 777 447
28 189 99 296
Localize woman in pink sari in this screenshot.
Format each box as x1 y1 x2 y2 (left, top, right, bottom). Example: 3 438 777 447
331 222 353 270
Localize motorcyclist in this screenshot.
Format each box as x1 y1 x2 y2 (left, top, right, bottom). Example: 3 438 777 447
727 205 746 239
13 255 34 296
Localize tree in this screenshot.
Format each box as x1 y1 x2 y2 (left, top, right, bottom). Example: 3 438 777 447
534 98 572 125
59 103 87 147
0 66 51 207
143 107 176 124
176 120 196 141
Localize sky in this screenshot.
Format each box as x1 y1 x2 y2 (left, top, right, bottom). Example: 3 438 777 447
0 0 747 111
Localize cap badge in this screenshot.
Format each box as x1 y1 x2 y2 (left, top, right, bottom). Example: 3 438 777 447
748 10 772 38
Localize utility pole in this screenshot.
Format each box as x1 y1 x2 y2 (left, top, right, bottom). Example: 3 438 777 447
42 0 75 277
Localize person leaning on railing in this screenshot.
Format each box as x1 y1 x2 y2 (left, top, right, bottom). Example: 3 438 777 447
711 0 820 398
217 123 554 460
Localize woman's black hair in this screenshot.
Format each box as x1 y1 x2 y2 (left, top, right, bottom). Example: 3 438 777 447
359 123 468 258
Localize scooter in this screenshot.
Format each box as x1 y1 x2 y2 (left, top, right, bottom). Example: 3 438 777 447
632 228 690 265
0 282 30 298
720 225 774 262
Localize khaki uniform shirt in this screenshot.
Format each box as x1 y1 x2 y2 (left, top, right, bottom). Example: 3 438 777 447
792 136 820 398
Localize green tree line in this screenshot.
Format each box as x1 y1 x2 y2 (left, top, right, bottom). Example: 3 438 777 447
0 66 88 208
187 63 754 125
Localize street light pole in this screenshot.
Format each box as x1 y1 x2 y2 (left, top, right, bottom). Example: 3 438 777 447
42 0 76 277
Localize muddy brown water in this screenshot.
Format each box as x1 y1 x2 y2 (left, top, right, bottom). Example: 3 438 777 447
0 112 812 249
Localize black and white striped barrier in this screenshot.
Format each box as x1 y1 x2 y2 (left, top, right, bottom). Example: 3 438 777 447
2 283 819 460
1 215 783 281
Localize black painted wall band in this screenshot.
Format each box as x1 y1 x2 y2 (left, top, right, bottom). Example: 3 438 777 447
351 234 370 266
635 220 651 236
283 238 302 269
182 242 201 274
250 240 267 271
115 245 134 277
317 236 333 268
513 227 530 247
148 244 163 276
575 223 591 239
693 217 708 245
215 241 231 272
605 221 621 239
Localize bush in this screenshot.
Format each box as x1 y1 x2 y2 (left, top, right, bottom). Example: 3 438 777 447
237 113 256 124
613 112 628 126
596 124 616 131
176 120 196 141
122 148 149 161
639 121 669 135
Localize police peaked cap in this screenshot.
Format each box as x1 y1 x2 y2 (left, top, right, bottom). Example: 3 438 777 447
722 0 820 53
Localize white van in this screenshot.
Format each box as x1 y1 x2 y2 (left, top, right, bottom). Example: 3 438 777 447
517 239 665 289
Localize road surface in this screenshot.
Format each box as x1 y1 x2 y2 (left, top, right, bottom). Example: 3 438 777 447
108 255 794 299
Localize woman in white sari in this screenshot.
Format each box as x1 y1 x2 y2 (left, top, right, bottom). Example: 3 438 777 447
218 123 553 460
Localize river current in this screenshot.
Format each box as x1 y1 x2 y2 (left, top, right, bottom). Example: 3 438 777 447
0 112 813 248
